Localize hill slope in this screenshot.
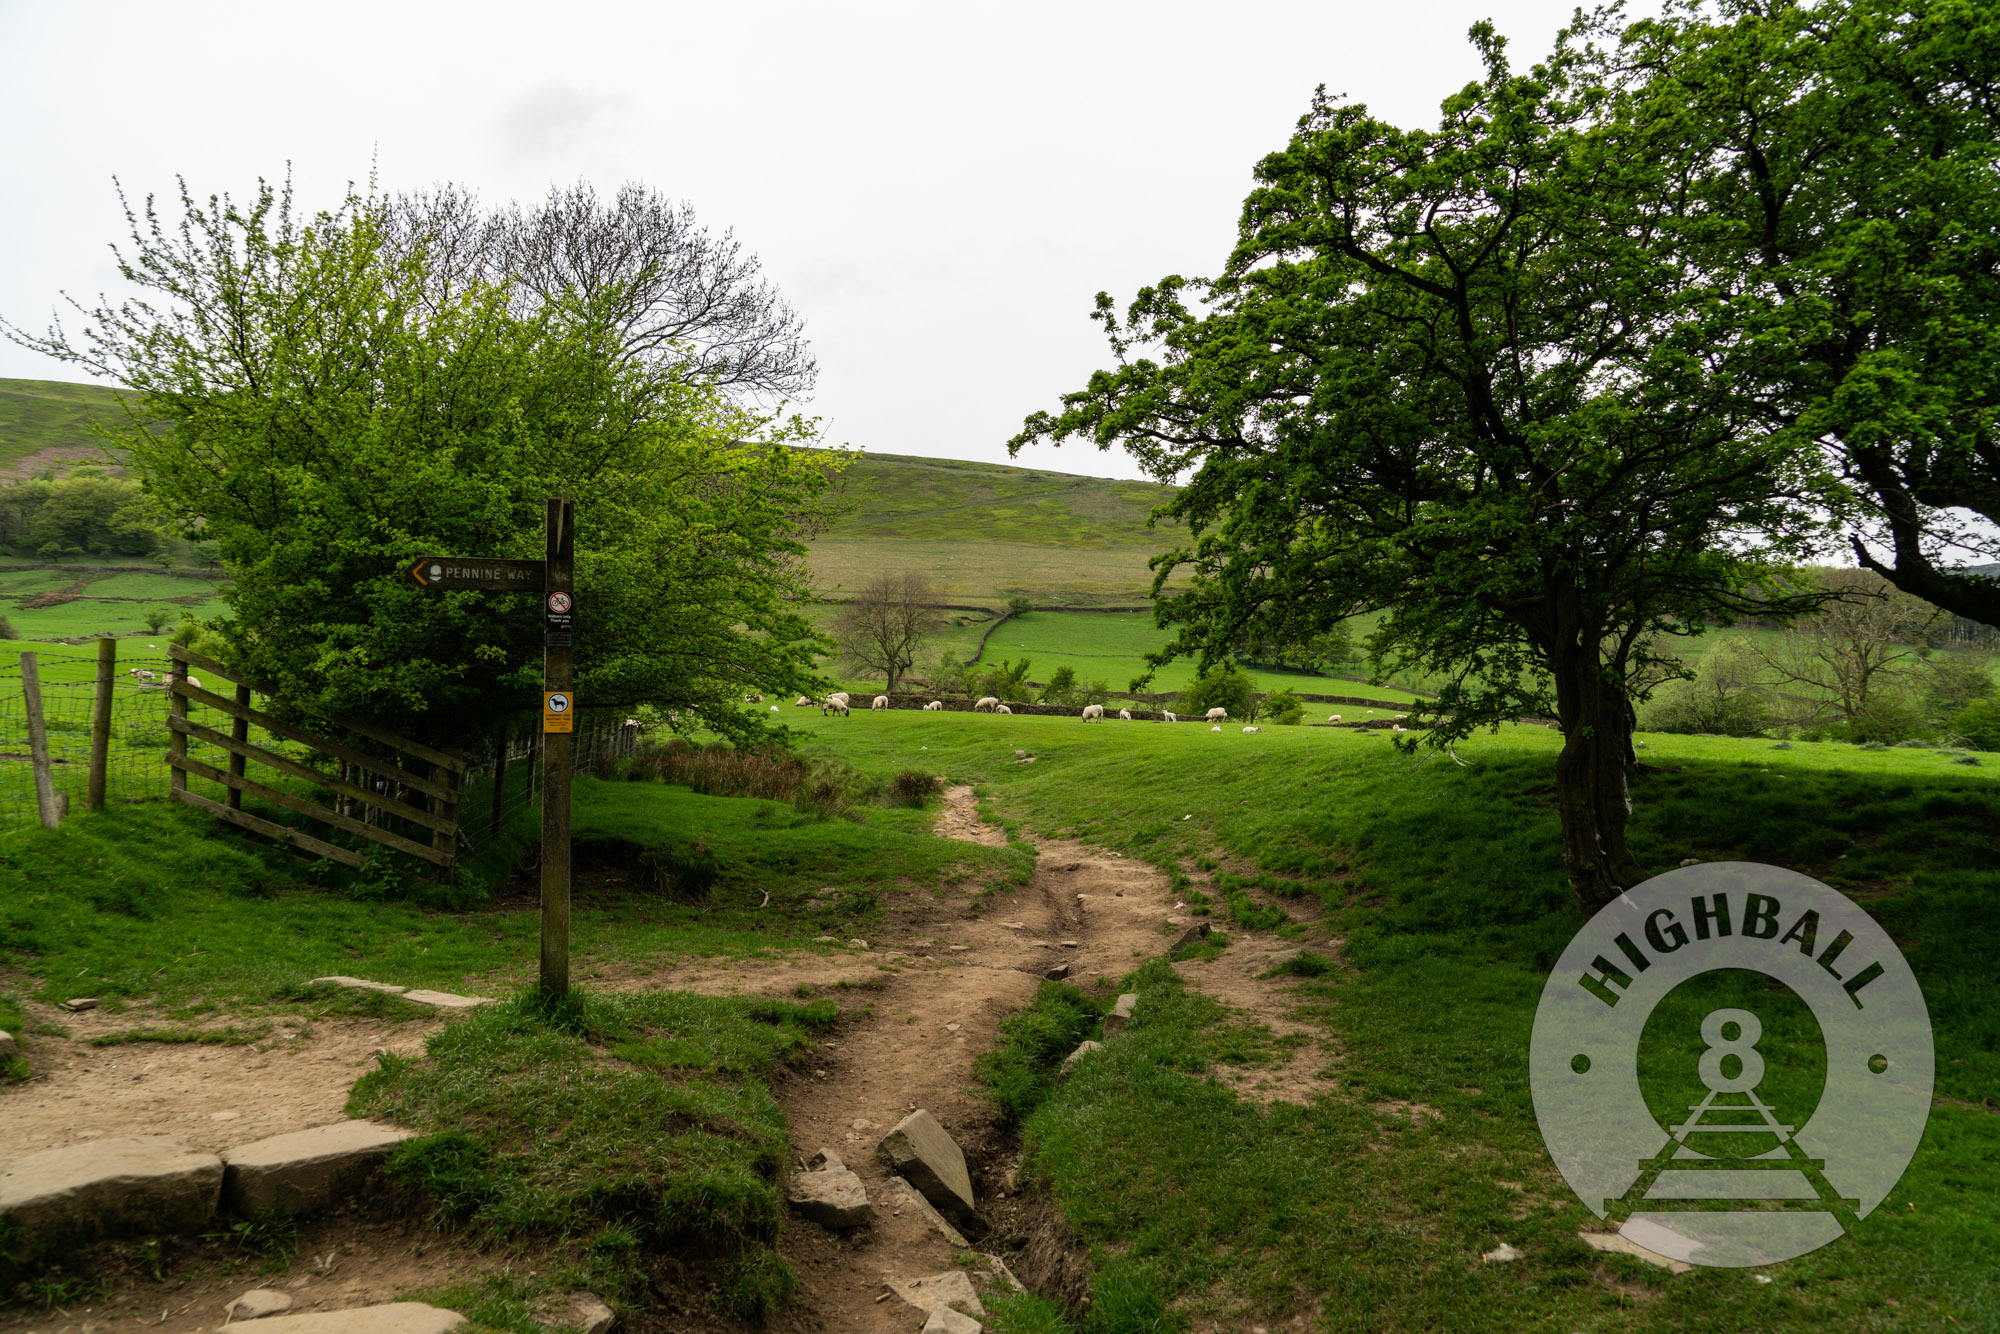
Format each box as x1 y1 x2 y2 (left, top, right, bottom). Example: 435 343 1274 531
0 378 1178 603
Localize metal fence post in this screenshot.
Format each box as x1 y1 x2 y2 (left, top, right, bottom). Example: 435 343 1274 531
88 637 115 812
20 652 61 829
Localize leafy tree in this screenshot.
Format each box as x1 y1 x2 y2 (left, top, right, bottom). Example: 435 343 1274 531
1638 636 1771 737
832 571 943 693
1040 664 1078 704
980 657 1032 702
1014 23 1832 909
1262 688 1306 726
144 608 173 634
1005 595 1034 617
1621 0 2000 625
1752 568 1941 739
1175 665 1258 721
6 176 842 748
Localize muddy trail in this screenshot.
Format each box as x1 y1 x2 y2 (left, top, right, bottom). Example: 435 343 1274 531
0 786 1337 1333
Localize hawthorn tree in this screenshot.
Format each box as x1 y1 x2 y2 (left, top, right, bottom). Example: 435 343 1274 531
5 177 842 747
833 571 943 693
1014 24 1835 911
1621 0 2000 624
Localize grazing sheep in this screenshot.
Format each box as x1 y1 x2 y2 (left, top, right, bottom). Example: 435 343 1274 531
1119 709 1132 720
1163 710 1178 723
1205 707 1228 722
1210 725 1223 732
996 704 1013 714
1391 724 1406 732
1081 704 1105 721
1327 714 1342 722
923 700 944 711
796 696 814 706
822 692 851 716
872 695 889 710
1243 725 1262 734
770 706 780 712
743 693 765 703
973 696 1000 713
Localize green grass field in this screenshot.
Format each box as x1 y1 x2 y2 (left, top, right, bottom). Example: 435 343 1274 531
778 708 1998 1332
0 567 226 640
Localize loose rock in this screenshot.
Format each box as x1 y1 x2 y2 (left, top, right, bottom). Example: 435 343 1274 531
878 1110 976 1222
1102 993 1139 1038
209 1302 466 1333
569 1292 617 1334
59 997 100 1012
1169 922 1211 955
785 1164 873 1229
922 1309 984 1334
0 1135 223 1259
1057 1041 1103 1082
1044 962 1071 981
227 1289 295 1321
891 1270 986 1318
221 1120 413 1216
889 1175 969 1246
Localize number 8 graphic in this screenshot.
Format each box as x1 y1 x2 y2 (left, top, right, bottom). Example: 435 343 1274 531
1698 1007 1765 1094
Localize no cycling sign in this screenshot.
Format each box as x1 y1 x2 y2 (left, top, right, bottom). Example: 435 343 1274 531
1530 863 1932 1269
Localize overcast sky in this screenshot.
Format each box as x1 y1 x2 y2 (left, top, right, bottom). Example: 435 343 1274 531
0 0 1609 483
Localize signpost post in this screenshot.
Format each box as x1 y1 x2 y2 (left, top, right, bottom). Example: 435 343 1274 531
409 494 576 1001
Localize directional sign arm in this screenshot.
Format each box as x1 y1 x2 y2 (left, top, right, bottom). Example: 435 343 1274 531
409 557 546 592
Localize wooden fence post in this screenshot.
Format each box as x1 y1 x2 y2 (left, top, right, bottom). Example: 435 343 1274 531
20 652 61 829
227 683 251 810
88 637 115 812
169 653 188 799
433 761 461 884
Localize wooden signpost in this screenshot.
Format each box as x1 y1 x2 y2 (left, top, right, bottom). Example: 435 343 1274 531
410 496 576 1001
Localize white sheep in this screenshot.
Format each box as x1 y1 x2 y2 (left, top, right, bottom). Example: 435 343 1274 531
770 706 779 712
1327 714 1342 723
996 704 1013 714
822 692 851 716
973 696 1000 713
872 695 889 711
796 696 814 706
1210 724 1222 732
187 675 202 691
1243 725 1262 734
923 700 944 711
1205 707 1228 722
1081 704 1105 721
1119 708 1132 720
1163 710 1178 723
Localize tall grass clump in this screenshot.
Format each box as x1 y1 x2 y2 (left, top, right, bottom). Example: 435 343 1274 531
974 981 1104 1122
629 738 808 799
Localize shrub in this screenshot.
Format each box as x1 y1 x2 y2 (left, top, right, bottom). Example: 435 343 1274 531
1175 663 1258 719
0 615 14 639
1261 688 1305 725
887 769 942 808
1006 595 1034 617
1950 697 2000 751
1638 637 1769 736
630 739 808 800
1040 665 1079 704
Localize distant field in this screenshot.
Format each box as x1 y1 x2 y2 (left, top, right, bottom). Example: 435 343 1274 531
820 451 1174 547
0 567 225 640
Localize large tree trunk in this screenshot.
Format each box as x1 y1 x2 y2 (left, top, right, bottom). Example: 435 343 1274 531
1550 649 1649 914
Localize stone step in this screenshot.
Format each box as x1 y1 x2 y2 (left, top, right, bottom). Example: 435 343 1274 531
878 1110 975 1224
307 977 495 1009
207 1301 465 1332
0 1136 222 1261
1102 992 1139 1037
222 1120 415 1215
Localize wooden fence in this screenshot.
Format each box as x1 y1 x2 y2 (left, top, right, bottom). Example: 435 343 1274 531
164 644 466 876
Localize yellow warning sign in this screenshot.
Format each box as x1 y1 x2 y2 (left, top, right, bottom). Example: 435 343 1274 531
543 691 574 733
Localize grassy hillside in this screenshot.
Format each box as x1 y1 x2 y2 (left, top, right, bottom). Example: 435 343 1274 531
0 378 132 473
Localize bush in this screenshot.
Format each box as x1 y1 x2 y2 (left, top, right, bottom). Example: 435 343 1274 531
1261 688 1305 725
887 769 942 808
1950 697 2000 751
1040 665 1078 705
1638 637 1768 736
1175 663 1258 720
0 615 14 639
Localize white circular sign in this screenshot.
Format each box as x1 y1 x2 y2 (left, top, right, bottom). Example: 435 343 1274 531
546 692 571 714
1530 863 1932 1268
548 592 572 614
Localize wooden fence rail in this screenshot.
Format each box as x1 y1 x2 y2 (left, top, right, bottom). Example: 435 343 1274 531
165 644 465 876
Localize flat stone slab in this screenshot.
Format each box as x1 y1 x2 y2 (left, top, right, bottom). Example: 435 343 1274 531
785 1167 873 1228
1058 1040 1104 1083
888 1175 968 1246
307 976 407 994
878 1110 975 1223
1579 1228 1694 1275
0 1135 221 1257
1102 993 1138 1038
222 1120 413 1215
228 1289 295 1320
569 1292 616 1334
892 1270 985 1318
923 1309 984 1333
209 1302 465 1333
401 989 497 1010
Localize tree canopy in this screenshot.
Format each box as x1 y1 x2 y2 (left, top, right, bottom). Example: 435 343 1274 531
1014 19 1839 909
6 177 843 748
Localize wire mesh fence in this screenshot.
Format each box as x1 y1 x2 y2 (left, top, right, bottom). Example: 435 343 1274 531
0 646 175 830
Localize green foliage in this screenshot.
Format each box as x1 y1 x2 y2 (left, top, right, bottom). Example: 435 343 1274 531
12 178 845 750
1040 664 1078 704
974 981 1103 1123
0 470 163 558
716 1248 799 1322
1260 688 1305 726
203 1208 300 1272
1174 664 1256 720
981 656 1033 702
1007 595 1035 616
1949 697 2000 751
1639 636 1770 737
886 769 942 808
